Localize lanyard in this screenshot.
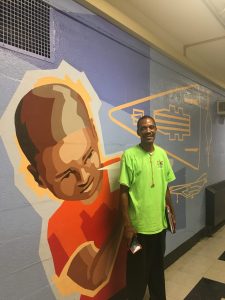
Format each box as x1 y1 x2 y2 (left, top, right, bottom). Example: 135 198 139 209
149 153 155 188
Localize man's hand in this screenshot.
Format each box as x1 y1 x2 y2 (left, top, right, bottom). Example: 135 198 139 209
120 184 136 247
124 225 136 248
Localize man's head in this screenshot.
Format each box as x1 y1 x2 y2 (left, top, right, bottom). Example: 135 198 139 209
15 84 103 201
137 115 157 146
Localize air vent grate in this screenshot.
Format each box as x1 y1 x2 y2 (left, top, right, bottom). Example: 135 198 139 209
0 0 52 60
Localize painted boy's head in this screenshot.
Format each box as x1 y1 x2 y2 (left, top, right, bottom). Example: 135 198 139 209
15 84 102 201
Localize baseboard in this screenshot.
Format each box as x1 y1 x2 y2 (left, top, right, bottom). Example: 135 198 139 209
205 219 225 237
164 227 206 268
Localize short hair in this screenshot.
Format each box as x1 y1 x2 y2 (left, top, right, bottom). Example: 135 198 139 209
137 115 156 130
15 83 91 167
15 99 38 166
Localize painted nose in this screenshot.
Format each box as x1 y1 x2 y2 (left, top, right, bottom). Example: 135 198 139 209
79 167 89 183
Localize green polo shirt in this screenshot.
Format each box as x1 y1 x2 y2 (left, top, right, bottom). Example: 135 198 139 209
119 144 176 234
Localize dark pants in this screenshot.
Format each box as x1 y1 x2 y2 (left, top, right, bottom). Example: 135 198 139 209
126 230 166 300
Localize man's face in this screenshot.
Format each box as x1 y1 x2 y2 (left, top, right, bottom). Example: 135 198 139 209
35 126 102 201
137 117 157 144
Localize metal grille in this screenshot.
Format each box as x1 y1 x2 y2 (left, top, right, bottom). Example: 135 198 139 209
0 0 52 60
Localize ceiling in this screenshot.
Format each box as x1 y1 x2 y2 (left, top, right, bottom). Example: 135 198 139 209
77 0 225 90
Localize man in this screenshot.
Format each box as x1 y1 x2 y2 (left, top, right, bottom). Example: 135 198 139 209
14 83 126 299
119 115 176 300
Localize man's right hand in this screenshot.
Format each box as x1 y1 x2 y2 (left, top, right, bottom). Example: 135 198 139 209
120 184 136 248
124 225 136 248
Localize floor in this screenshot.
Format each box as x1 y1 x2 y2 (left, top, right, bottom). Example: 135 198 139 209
145 225 225 300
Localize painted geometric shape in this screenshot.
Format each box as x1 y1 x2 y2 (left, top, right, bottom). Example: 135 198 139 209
109 84 202 170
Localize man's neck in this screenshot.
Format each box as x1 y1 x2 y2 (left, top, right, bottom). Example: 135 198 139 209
140 142 154 153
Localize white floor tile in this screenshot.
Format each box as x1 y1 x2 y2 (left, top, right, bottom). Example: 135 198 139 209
165 224 225 300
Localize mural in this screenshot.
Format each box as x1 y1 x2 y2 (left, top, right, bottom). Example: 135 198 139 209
109 84 213 201
0 2 151 297
1 53 224 299
109 84 212 171
1 61 126 299
1 1 225 299
108 78 223 238
1 58 221 298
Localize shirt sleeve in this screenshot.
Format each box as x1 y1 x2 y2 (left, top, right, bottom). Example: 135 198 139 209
164 153 176 183
119 152 133 187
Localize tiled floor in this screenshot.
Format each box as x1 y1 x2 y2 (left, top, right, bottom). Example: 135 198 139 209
145 225 225 300
166 225 225 300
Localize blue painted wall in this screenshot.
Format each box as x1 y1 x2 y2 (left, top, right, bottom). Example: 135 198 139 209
0 1 225 299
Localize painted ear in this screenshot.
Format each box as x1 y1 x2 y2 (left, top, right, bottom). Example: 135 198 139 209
27 165 47 188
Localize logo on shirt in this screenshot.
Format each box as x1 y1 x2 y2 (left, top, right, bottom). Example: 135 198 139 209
157 160 164 168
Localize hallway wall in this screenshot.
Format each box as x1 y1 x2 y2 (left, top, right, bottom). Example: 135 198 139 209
0 1 225 299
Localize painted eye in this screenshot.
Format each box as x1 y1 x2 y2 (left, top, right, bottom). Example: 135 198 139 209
85 150 94 164
63 172 71 179
62 171 72 180
61 169 81 182
87 150 93 159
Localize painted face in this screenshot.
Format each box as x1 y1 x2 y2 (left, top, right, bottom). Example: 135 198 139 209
137 117 157 144
35 127 102 201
